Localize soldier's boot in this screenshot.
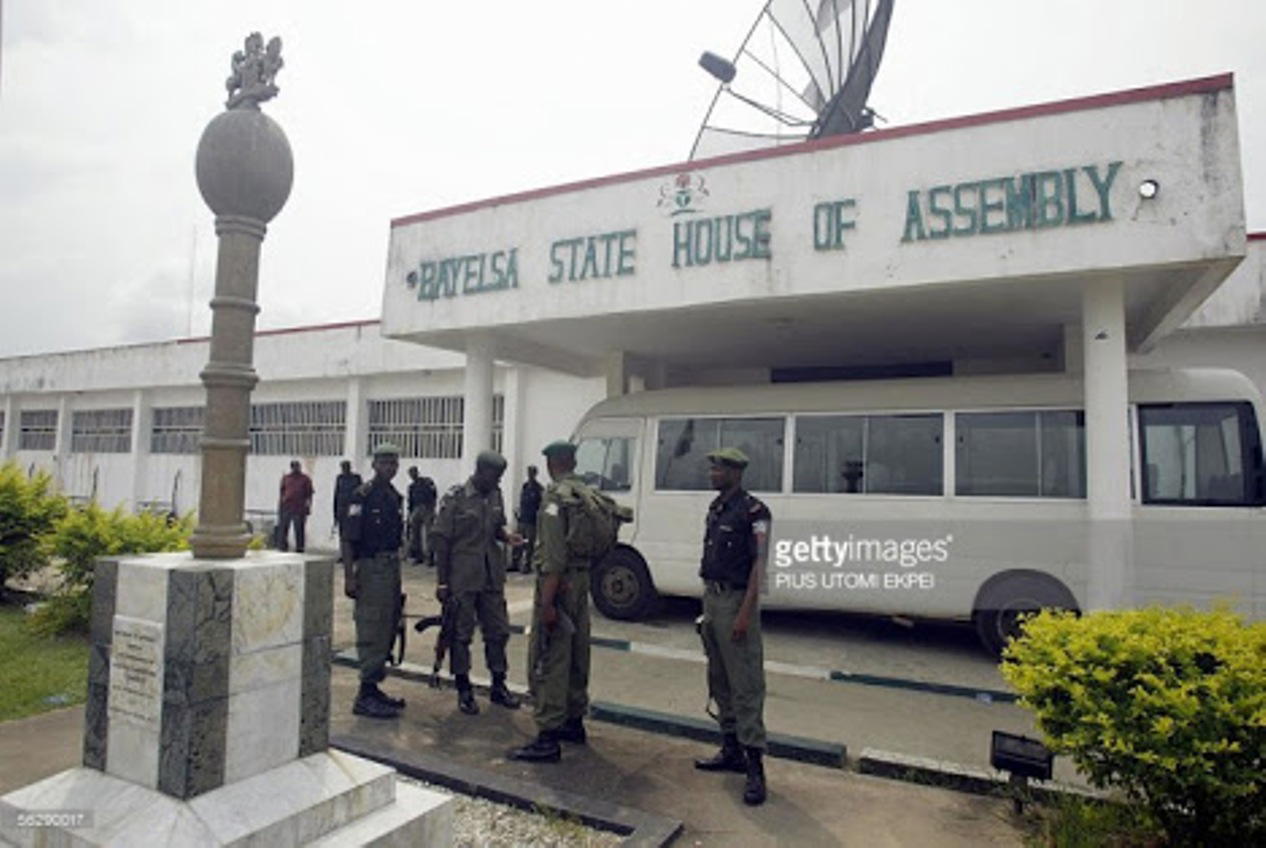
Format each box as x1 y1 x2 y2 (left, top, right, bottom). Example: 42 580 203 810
556 716 587 745
507 731 561 763
455 675 479 715
367 683 405 709
489 674 521 710
694 733 746 773
743 747 767 806
353 684 400 719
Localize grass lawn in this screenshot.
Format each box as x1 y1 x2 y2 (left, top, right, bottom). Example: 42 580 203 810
0 604 88 722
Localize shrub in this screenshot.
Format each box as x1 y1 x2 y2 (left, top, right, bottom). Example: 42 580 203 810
1002 607 1266 847
0 461 68 588
27 505 193 635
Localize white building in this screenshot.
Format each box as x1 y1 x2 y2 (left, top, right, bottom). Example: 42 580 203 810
2 74 1264 548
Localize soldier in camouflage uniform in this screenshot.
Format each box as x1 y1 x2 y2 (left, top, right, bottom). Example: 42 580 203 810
342 442 407 719
508 440 595 763
430 450 523 715
693 447 771 806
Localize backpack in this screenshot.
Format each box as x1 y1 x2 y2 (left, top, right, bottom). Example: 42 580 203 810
558 480 633 560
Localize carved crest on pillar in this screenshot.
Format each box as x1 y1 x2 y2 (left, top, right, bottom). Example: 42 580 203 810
225 32 284 110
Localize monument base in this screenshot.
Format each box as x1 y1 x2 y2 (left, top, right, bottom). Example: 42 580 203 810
0 749 453 847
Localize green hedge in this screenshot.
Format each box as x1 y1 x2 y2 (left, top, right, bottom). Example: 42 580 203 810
1002 607 1266 847
0 462 68 588
27 504 193 637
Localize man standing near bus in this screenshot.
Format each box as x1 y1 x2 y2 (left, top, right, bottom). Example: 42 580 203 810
693 447 771 806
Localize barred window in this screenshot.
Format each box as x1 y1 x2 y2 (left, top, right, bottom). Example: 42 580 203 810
19 409 58 451
71 408 133 453
250 401 346 456
367 395 505 459
151 406 205 454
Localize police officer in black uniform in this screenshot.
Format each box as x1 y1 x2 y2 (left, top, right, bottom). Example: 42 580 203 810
342 442 407 719
694 447 772 805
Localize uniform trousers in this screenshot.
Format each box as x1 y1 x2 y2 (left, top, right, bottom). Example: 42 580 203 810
353 552 401 684
527 568 591 732
699 583 767 749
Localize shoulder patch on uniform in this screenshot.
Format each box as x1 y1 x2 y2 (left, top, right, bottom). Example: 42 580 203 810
354 482 373 497
545 502 560 516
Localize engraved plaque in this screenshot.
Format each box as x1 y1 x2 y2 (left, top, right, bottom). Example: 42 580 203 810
108 617 164 728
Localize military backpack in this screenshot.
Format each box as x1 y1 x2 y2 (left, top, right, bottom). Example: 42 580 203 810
557 479 633 560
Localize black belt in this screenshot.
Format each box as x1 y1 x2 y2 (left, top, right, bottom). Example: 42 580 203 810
704 579 746 594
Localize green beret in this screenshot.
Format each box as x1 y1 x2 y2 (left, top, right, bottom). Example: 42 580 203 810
707 447 749 469
372 441 401 458
475 449 507 471
541 440 577 459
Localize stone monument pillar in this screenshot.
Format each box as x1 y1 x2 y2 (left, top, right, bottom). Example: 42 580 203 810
0 34 453 848
189 32 292 560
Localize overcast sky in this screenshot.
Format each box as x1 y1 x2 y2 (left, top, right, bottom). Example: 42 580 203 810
2 1 1263 358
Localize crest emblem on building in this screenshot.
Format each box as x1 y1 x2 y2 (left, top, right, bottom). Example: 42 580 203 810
658 172 709 216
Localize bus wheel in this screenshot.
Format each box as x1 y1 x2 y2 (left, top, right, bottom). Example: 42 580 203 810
973 573 1077 657
592 547 657 621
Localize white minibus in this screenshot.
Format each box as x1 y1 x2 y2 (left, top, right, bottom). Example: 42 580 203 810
570 368 1266 653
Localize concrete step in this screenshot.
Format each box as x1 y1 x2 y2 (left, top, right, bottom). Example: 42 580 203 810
305 781 453 848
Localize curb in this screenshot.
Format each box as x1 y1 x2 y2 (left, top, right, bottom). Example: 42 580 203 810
331 734 683 848
590 702 846 769
857 748 1101 802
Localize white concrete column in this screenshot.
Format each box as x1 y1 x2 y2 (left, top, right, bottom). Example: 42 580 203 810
501 366 526 499
344 377 366 465
605 350 629 398
1082 278 1133 610
54 395 73 488
462 335 495 465
130 389 151 512
1062 323 1084 373
0 394 15 459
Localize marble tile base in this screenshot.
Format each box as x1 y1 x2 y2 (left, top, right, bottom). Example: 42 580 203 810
0 750 451 848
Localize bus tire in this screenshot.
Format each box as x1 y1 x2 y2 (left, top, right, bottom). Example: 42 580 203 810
973 572 1078 657
591 546 658 621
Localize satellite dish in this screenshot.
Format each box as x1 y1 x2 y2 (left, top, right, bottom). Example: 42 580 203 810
689 0 895 160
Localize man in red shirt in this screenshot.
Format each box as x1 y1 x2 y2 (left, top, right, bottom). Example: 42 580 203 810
278 459 314 552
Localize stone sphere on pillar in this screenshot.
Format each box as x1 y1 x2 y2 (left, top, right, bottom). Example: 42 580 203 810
195 108 293 222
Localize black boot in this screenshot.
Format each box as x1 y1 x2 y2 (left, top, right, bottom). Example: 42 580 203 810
353 684 400 719
743 747 767 806
455 675 479 715
507 731 561 763
694 733 746 772
489 675 521 709
367 683 405 709
556 716 587 744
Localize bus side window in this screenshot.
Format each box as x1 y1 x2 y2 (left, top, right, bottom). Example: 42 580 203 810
1139 402 1263 506
655 417 784 492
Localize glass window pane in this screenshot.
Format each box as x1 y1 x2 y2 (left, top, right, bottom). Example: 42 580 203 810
575 436 634 492
656 418 719 491
719 418 784 492
866 415 943 495
794 416 865 493
956 412 1037 496
1039 411 1086 497
1141 403 1250 504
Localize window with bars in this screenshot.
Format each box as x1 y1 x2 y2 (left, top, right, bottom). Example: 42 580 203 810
367 394 505 459
151 406 205 454
249 401 346 456
71 408 133 453
19 410 58 451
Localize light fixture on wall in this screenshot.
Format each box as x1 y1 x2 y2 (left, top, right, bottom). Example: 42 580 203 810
1138 179 1160 199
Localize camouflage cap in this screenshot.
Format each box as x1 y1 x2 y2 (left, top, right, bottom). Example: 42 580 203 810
707 447 749 469
475 449 507 471
371 441 401 458
541 440 577 459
